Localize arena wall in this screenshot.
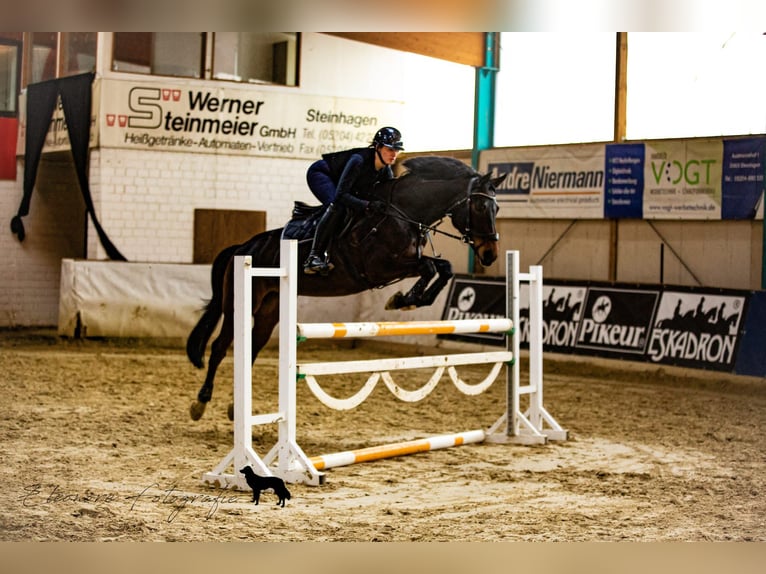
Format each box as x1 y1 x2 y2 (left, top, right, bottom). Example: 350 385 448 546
2 33 762 332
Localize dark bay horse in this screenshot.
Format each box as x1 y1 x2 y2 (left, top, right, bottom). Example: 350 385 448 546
186 156 507 420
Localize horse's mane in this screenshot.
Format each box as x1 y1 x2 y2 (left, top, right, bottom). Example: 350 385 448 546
400 156 476 181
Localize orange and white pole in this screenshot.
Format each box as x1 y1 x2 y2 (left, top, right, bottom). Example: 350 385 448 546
309 429 486 471
297 318 512 340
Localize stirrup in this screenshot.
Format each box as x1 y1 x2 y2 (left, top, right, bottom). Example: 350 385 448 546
303 255 334 275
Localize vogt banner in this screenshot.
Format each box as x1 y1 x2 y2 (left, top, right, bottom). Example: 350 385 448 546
643 138 723 219
481 143 605 219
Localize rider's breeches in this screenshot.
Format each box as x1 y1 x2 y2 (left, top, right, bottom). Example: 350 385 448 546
307 160 337 206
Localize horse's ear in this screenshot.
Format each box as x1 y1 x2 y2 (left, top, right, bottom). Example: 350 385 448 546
491 173 508 187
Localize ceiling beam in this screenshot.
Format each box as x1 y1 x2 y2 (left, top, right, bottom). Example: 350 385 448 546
324 33 486 68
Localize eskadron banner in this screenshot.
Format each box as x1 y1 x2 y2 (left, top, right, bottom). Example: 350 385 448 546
440 275 758 376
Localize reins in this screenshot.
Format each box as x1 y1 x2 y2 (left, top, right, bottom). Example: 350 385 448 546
383 176 499 247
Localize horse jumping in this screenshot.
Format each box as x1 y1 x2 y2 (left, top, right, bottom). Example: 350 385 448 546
186 156 507 420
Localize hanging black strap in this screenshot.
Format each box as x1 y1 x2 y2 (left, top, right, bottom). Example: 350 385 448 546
10 72 127 261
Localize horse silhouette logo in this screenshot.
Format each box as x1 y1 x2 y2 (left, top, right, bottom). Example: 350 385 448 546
591 295 612 323
457 287 476 312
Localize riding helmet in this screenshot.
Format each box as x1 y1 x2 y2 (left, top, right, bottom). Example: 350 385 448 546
373 126 405 151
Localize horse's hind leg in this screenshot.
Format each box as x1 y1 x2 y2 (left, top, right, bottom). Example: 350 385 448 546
190 311 235 420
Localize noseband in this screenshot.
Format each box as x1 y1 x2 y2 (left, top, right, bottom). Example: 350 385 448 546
446 177 500 245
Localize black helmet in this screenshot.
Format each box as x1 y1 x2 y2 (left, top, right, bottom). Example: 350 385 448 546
373 126 404 151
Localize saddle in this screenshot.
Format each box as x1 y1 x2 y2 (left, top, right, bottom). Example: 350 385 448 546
281 202 325 241
281 201 379 242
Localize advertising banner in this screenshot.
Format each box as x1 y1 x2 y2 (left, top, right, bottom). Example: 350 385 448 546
18 78 404 160
604 143 644 218
734 291 766 376
575 287 659 357
439 277 508 345
721 136 765 219
482 144 605 219
647 290 747 371
642 138 723 219
439 275 756 375
15 81 100 154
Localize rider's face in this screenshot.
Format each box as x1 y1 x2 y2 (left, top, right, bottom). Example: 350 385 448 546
377 145 399 166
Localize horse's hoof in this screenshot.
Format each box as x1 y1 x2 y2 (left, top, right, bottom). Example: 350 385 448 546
227 403 234 421
385 291 404 310
190 401 206 421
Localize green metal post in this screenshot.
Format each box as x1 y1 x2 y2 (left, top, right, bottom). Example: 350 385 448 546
470 32 499 273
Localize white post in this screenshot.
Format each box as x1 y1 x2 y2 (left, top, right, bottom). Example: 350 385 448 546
508 250 521 436
202 255 272 490
277 240 298 474
487 251 567 445
527 264 544 430
262 240 324 485
233 255 252 474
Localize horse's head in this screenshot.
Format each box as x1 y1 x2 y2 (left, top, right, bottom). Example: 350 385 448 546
449 171 506 267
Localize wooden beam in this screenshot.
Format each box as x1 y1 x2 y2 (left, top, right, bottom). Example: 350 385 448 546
614 32 628 142
324 33 485 68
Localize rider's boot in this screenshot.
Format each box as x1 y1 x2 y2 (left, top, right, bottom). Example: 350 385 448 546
304 204 340 275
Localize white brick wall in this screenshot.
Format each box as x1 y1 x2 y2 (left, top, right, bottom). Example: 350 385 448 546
1 156 88 326
0 149 317 327
88 149 315 262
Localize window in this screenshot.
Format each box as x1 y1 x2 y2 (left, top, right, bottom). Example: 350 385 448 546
213 33 298 86
30 32 58 84
61 33 97 76
112 33 299 86
494 33 616 147
0 35 21 116
626 32 766 140
113 33 204 78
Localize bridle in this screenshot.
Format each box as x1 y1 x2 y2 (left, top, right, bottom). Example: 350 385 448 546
383 175 499 258
443 176 500 244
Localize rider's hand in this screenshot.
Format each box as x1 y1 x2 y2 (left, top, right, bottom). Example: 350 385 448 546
366 201 387 214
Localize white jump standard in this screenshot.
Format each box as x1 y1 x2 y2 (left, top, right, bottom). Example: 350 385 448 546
201 240 566 489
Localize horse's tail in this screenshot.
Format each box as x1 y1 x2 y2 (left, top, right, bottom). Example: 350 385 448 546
186 243 240 368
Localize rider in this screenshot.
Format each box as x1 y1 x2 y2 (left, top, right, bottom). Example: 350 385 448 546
303 126 404 275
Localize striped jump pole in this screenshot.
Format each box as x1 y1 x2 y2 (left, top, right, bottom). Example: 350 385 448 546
297 318 513 340
310 429 487 471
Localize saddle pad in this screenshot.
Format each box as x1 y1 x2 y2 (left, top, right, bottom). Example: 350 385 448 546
281 202 324 241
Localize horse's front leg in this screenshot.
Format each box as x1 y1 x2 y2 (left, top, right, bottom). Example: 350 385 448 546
385 257 453 310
